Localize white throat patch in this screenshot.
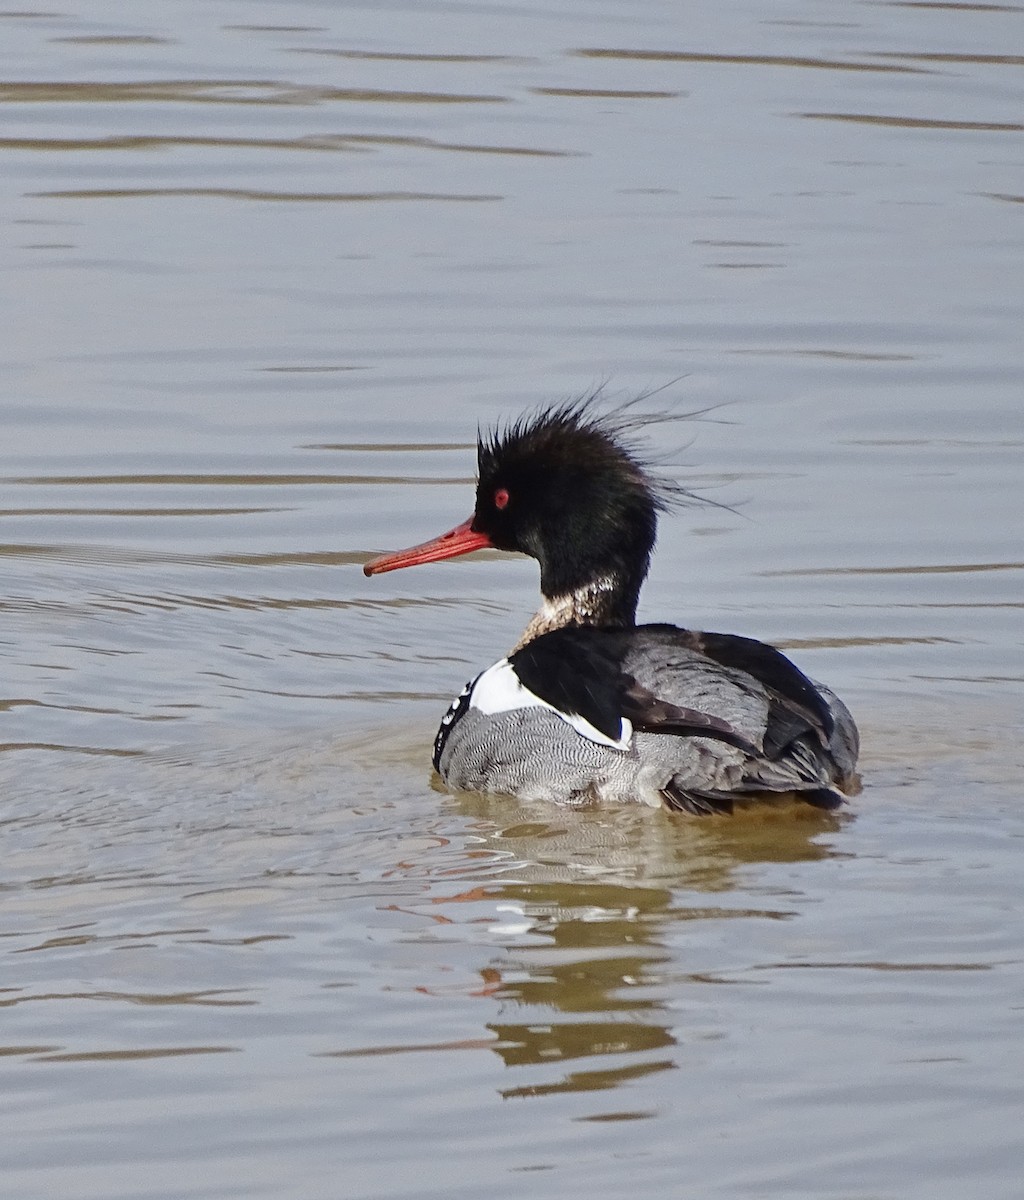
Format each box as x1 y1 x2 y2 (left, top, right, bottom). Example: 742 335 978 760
514 575 620 651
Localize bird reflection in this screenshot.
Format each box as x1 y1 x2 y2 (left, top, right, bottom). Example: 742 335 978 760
441 791 846 1100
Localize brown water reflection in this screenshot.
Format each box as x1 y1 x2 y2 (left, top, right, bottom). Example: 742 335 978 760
575 48 927 72
449 791 842 889
1 133 571 156
31 187 504 202
392 784 1013 1126
322 791 843 1103
801 111 1024 131
0 81 510 105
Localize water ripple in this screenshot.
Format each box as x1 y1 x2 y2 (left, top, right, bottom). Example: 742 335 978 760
30 187 503 203
574 48 929 73
0 80 509 105
800 111 1024 131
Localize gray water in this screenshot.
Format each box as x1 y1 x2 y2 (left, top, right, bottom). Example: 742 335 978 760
1 2 1022 1197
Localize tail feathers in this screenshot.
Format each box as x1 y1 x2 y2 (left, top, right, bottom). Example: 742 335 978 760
661 777 847 817
740 734 850 795
660 780 734 816
798 786 847 812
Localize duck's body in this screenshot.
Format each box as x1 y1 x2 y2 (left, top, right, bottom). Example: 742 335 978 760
365 399 859 815
434 624 858 814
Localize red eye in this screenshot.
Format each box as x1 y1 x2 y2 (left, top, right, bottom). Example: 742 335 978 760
494 487 510 510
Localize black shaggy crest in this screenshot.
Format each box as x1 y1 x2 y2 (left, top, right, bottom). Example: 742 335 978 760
477 394 701 514
471 393 709 620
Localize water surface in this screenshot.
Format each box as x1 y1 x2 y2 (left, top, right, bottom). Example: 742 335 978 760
1 1 1022 1197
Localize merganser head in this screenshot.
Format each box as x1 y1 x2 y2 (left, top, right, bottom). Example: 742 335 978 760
364 397 692 628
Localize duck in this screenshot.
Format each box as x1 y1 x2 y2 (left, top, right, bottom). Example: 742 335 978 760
363 398 859 815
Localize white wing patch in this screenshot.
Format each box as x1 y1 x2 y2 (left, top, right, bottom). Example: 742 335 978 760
469 658 633 752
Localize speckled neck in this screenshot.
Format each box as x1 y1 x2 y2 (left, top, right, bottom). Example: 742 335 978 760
512 574 634 651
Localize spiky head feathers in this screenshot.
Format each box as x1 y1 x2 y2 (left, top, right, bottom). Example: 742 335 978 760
471 398 682 606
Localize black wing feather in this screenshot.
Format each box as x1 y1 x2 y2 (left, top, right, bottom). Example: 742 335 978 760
679 629 835 742
632 624 835 752
510 628 757 753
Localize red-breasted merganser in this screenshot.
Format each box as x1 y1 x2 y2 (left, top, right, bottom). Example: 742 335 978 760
363 400 859 815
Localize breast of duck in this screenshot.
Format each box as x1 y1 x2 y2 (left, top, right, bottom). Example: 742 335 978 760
364 398 860 815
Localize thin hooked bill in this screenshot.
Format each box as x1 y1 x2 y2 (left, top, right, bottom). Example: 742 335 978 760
363 516 493 576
